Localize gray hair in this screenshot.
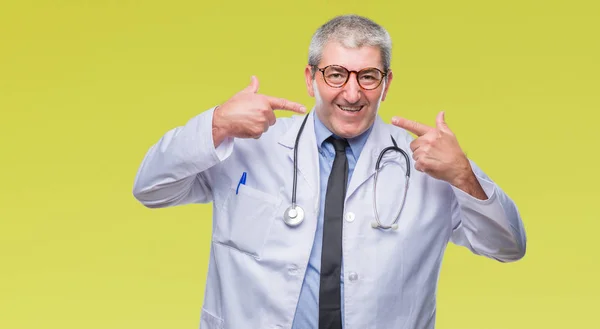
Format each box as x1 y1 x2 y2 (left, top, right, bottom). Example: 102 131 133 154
308 14 392 78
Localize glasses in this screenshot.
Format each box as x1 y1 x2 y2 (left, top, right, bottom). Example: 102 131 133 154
315 65 387 90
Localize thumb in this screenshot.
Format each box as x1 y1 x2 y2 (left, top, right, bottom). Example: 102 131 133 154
436 111 449 131
243 75 260 93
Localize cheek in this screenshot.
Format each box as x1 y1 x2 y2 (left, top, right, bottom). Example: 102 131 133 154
367 90 384 105
314 84 336 107
321 90 339 104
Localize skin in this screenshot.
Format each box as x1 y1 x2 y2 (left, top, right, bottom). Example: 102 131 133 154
304 40 392 139
212 40 487 200
393 112 488 200
305 41 487 200
211 76 306 146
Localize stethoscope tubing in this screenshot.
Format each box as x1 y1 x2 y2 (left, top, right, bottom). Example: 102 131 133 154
286 113 411 230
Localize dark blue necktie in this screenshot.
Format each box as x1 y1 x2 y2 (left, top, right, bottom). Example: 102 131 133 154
319 136 348 329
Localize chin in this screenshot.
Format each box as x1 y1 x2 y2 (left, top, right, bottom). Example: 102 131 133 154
333 123 366 139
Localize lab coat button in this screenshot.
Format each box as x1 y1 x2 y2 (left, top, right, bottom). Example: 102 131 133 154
349 272 358 281
345 212 355 222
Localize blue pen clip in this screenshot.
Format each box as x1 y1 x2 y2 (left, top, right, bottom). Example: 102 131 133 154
236 172 247 195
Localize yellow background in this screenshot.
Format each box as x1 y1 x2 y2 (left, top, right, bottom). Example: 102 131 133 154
1 0 598 328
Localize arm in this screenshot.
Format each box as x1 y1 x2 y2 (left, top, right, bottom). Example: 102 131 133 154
449 160 527 262
391 112 526 262
132 106 234 208
132 76 306 209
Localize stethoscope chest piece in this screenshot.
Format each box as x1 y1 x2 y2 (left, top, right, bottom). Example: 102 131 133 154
283 113 410 231
283 205 304 227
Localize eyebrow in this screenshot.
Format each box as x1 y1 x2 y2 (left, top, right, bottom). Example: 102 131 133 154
324 65 384 71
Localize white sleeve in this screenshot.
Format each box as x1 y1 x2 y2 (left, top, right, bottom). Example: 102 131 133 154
449 160 527 262
132 106 234 208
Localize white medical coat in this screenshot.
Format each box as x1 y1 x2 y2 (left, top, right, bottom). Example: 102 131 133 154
132 107 527 329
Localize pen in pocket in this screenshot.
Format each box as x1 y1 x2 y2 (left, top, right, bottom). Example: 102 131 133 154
236 172 247 195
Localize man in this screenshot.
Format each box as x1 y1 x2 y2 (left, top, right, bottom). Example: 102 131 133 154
133 14 526 329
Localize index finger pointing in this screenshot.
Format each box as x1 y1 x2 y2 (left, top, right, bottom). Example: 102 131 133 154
265 95 306 113
392 116 433 137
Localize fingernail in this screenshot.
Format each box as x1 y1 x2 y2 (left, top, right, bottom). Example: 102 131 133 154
300 106 306 112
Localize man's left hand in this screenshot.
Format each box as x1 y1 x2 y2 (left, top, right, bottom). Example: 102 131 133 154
391 111 487 199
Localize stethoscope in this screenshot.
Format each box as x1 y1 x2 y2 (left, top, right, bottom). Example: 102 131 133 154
283 114 411 230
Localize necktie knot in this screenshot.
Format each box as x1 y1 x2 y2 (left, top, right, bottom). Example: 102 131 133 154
327 136 348 154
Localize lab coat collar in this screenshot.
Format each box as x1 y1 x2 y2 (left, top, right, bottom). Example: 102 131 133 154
277 109 320 194
345 115 393 200
278 110 397 201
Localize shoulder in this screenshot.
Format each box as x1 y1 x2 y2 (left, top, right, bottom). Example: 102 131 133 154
226 114 302 152
269 114 302 136
258 114 303 143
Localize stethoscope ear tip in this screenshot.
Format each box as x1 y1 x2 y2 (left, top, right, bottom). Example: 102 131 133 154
371 221 379 229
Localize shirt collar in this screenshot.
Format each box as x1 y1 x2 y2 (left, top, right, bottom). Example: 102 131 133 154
313 111 373 159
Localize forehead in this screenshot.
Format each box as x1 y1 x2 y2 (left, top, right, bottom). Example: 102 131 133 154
319 41 383 71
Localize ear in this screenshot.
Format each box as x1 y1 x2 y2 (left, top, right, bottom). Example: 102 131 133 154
304 65 315 97
381 70 394 101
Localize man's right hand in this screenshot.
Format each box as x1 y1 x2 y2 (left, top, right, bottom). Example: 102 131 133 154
212 76 307 147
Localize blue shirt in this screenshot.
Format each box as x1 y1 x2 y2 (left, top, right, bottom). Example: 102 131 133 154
291 114 373 329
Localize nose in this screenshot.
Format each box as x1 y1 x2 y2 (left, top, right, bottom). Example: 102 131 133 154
342 73 361 104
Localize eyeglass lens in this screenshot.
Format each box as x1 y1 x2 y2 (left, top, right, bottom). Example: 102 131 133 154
322 65 384 89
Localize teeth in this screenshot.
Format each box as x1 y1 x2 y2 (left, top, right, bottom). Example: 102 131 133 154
339 105 362 112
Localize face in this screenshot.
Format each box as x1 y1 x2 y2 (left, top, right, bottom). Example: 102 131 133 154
305 41 393 138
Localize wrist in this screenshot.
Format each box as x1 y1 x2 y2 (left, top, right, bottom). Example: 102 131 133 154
449 157 471 186
451 169 488 200
212 106 229 147
452 170 476 191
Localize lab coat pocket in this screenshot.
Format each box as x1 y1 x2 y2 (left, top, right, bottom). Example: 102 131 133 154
200 308 224 329
214 183 281 259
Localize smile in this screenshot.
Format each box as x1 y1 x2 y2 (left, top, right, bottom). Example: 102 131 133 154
337 105 364 112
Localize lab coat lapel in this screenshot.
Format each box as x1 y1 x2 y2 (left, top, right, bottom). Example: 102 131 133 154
277 111 319 195
346 115 390 199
